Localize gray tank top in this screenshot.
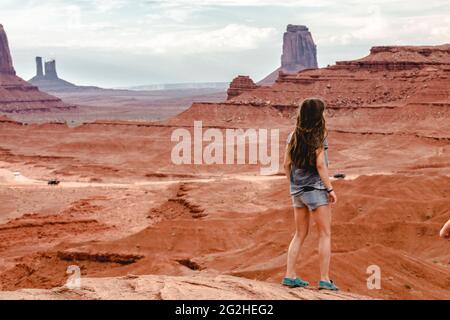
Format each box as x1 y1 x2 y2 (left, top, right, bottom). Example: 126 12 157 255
287 132 329 195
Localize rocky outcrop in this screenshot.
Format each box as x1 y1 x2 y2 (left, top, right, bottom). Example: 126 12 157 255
259 24 318 85
227 75 259 100
0 24 15 75
29 57 77 92
0 274 371 300
0 25 69 114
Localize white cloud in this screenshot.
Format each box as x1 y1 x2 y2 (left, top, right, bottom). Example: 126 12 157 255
351 6 390 40
91 0 127 12
5 0 449 51
145 0 331 7
2 0 450 86
1 1 276 54
137 24 276 54
52 23 275 54
314 5 450 46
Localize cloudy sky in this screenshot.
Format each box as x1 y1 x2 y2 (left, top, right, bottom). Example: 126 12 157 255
1 0 449 87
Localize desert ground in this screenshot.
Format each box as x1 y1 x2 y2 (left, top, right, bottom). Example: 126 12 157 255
0 44 449 300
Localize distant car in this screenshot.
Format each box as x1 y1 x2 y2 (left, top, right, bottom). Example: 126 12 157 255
333 173 346 179
48 179 60 186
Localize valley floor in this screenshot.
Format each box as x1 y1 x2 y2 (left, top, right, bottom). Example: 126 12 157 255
0 116 449 299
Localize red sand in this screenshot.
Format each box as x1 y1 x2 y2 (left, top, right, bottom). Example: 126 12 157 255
0 45 449 299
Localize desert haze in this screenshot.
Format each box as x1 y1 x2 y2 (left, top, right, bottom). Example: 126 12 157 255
0 19 449 300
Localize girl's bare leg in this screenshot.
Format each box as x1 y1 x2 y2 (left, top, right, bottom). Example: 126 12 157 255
312 205 332 281
285 207 310 279
440 219 450 239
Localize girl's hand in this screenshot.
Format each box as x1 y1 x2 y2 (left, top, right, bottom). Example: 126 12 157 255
328 191 337 204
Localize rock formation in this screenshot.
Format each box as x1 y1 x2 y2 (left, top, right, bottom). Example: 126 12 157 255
259 24 318 85
334 45 450 71
35 57 43 78
0 25 15 75
0 24 69 114
226 75 259 100
44 60 58 79
281 24 318 72
224 44 450 117
29 57 77 92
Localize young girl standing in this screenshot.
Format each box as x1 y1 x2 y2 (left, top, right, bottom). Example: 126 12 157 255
282 98 338 291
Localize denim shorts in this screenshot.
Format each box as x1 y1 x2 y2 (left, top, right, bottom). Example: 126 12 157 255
291 189 329 211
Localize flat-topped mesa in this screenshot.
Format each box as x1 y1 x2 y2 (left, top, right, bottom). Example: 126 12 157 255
334 44 450 71
228 43 449 110
44 60 58 79
0 24 15 75
370 45 450 55
281 24 318 73
227 75 259 100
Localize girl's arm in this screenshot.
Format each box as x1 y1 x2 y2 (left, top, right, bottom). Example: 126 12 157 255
283 145 291 182
316 147 337 203
440 219 450 239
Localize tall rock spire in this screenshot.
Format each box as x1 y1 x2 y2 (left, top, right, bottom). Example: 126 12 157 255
0 24 16 75
258 24 318 85
281 24 318 72
35 56 44 77
44 60 58 79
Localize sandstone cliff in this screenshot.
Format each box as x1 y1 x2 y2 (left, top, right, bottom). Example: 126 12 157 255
229 44 450 113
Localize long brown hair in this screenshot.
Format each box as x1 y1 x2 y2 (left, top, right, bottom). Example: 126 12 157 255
288 98 327 170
